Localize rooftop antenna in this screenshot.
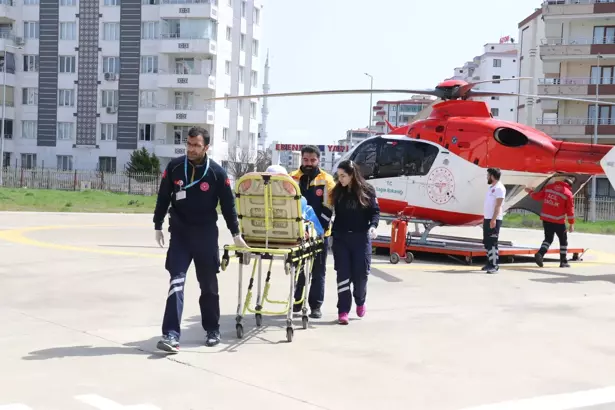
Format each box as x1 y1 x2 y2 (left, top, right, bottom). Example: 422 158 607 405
259 49 270 151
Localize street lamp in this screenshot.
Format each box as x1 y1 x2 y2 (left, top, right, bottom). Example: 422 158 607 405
365 73 373 133
590 54 603 223
0 43 22 187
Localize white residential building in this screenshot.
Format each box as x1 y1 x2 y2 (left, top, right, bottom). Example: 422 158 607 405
371 98 433 134
452 42 520 122
0 0 263 172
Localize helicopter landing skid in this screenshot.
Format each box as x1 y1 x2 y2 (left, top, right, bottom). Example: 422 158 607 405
372 216 587 266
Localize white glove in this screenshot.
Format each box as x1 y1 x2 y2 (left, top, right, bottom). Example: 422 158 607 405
369 227 378 240
155 230 165 247
233 234 248 249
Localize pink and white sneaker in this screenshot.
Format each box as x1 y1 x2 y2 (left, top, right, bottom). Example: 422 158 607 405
356 305 366 318
338 312 349 325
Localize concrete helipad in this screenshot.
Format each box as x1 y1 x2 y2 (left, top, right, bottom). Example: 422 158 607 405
2 212 615 410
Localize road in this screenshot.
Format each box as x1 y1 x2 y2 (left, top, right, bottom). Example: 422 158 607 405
1 212 615 409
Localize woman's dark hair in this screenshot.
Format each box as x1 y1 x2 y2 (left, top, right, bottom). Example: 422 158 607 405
331 160 375 207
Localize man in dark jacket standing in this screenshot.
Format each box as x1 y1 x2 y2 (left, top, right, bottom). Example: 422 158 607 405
152 126 247 353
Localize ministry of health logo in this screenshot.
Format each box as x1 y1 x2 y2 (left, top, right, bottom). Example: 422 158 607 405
427 167 455 205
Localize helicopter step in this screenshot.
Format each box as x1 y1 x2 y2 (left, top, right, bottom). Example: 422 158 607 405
372 216 587 266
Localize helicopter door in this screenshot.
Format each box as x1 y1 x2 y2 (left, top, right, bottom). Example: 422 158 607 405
374 140 409 203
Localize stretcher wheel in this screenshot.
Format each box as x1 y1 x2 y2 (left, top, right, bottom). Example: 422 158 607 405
236 323 244 339
465 256 472 265
301 315 308 329
255 313 262 327
572 252 579 261
405 253 414 263
390 252 400 264
221 256 229 271
286 326 294 342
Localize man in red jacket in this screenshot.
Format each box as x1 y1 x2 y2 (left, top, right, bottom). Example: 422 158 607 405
525 178 575 268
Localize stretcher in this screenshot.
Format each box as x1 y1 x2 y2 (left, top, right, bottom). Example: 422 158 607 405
220 171 324 342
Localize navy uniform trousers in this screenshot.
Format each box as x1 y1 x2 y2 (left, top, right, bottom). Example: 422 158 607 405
162 224 220 340
332 232 371 313
482 218 502 268
294 236 329 309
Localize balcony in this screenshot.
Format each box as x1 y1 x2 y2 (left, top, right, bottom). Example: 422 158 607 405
159 34 216 55
543 0 615 18
535 117 615 139
0 31 18 50
157 69 215 90
538 77 615 96
154 138 187 158
0 1 17 23
156 103 215 124
159 0 218 19
540 37 615 59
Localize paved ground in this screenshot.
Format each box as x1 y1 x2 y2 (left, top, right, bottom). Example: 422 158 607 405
2 212 615 409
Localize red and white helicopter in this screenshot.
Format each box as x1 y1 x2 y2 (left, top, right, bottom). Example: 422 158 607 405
208 78 615 237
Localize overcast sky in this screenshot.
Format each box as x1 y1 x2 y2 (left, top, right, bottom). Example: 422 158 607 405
257 0 543 146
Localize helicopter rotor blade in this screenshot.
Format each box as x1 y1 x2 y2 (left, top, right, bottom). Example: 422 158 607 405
458 77 532 96
203 88 443 101
468 90 615 106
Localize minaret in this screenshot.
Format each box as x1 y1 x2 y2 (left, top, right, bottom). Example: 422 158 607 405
259 50 270 151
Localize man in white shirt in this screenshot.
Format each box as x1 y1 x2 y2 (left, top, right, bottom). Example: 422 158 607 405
482 168 506 274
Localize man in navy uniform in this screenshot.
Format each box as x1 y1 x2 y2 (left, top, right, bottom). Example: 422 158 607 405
153 126 247 353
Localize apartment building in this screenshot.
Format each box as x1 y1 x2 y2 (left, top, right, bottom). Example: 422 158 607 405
371 98 433 134
0 0 262 172
516 7 544 128
452 42 520 122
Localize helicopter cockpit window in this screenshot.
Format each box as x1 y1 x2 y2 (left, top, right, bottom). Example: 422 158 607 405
377 141 405 178
374 140 440 178
350 139 378 178
405 142 439 176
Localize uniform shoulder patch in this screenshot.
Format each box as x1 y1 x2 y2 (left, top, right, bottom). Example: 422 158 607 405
225 178 231 186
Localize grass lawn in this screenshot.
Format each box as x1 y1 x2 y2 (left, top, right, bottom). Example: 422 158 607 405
0 188 158 213
503 213 615 235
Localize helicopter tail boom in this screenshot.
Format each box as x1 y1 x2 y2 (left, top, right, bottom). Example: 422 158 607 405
600 146 615 192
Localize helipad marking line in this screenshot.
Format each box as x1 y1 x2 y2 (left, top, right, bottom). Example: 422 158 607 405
0 224 613 270
458 385 615 409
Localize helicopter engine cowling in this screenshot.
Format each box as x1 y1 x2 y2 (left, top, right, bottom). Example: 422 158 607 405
493 127 528 147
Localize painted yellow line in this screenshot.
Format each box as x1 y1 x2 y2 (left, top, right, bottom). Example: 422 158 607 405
0 224 613 271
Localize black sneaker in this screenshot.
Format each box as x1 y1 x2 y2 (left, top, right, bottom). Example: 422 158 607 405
481 265 490 271
560 261 570 268
205 330 221 347
156 335 179 353
486 266 499 274
309 308 322 319
534 253 544 267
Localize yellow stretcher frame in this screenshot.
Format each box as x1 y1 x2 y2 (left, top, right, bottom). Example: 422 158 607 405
220 172 324 342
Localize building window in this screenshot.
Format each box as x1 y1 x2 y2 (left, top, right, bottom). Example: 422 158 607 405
103 22 120 40
57 122 74 140
142 0 158 4
21 153 36 169
21 120 36 139
139 90 157 108
23 55 38 72
493 58 501 67
590 65 615 85
104 0 119 5
253 7 260 24
491 75 501 84
225 60 230 74
24 0 39 4
59 56 76 73
588 105 615 125
60 0 77 5
22 88 37 105
140 56 158 73
238 66 244 83
99 157 116 172
141 21 159 39
223 127 228 141
139 123 155 141
593 26 615 45
23 22 39 39
252 39 258 56
174 58 195 74
59 22 76 40
226 26 232 40
57 155 73 171
224 93 229 108
241 0 246 17
237 99 243 111
250 101 256 118
100 123 117 140
103 56 119 74
58 89 74 106
251 70 257 86
101 90 118 108
491 108 499 116
2 152 9 168
240 33 245 50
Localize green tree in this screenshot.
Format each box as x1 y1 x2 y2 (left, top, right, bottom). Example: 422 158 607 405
125 147 161 182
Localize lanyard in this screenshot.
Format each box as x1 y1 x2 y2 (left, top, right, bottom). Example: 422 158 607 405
183 156 209 190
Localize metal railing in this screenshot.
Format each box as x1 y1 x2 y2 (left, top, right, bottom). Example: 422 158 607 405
509 195 615 222
160 33 215 40
541 37 615 46
0 167 161 195
157 103 214 110
543 0 615 5
161 0 214 3
537 77 615 85
535 117 615 125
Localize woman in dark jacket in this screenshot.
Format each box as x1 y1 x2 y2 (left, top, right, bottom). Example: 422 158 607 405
331 160 380 325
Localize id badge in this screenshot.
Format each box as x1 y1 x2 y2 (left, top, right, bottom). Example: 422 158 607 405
176 190 186 200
